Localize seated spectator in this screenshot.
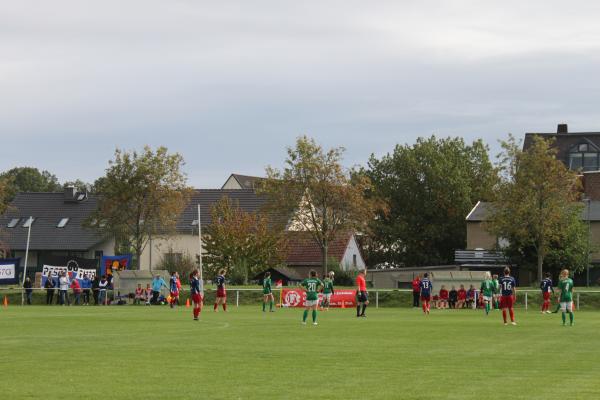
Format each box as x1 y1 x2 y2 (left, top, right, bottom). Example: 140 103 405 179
466 285 476 309
449 286 458 309
437 285 449 309
71 279 82 305
23 276 33 305
144 284 152 305
457 285 467 309
134 284 144 305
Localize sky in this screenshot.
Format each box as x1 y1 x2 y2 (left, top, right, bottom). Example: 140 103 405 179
2 1 600 188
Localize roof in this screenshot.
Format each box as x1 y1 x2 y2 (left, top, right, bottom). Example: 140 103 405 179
0 192 105 251
466 200 600 222
285 231 354 266
523 130 600 168
221 174 264 190
252 266 303 281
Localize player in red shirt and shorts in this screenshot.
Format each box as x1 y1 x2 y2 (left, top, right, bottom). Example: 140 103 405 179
356 269 369 318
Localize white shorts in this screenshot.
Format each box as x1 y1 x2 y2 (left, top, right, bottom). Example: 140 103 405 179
305 299 319 307
560 302 573 312
483 296 492 302
324 293 332 301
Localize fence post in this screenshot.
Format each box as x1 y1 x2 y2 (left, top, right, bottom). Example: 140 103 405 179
236 290 239 307
577 293 580 310
376 291 379 309
525 292 528 311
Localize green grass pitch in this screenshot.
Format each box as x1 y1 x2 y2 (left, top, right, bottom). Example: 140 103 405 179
2 305 600 400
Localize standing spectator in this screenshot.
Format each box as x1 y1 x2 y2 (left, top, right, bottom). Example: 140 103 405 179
437 285 449 309
44 275 56 305
59 272 70 306
134 284 144 305
411 275 421 307
151 274 168 304
457 284 467 309
98 275 109 305
81 274 92 305
92 275 100 305
23 276 33 305
70 278 82 305
449 286 458 309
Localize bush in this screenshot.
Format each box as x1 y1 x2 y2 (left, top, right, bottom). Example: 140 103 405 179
156 251 197 284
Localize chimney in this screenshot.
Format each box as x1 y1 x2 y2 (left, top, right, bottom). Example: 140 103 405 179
64 186 76 203
557 123 568 134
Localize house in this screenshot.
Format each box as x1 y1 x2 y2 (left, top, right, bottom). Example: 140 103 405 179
221 174 264 190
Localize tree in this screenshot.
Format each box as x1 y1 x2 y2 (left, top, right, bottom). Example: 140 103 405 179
259 136 380 273
487 135 584 281
0 176 12 257
202 197 286 284
0 167 62 200
364 136 497 267
89 146 191 269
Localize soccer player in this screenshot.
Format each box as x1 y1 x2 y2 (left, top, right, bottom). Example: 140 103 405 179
356 269 369 318
169 271 179 309
262 272 275 312
499 267 517 325
540 272 554 314
301 270 323 325
214 269 227 312
492 274 500 310
190 269 203 321
480 273 495 315
420 273 432 315
322 271 335 311
558 269 575 326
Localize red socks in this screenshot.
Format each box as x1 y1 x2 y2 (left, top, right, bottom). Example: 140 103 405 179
502 310 507 323
223 303 227 311
509 308 514 322
193 306 200 318
214 303 218 311
422 303 427 313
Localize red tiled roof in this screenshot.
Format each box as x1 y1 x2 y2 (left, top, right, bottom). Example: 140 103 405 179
285 231 353 266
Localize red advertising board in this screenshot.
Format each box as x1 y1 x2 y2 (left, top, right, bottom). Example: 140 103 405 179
281 288 357 308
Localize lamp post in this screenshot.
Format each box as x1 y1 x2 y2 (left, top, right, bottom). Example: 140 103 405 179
585 198 591 287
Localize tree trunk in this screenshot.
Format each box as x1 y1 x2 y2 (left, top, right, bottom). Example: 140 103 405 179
136 250 142 270
537 248 544 283
322 242 329 275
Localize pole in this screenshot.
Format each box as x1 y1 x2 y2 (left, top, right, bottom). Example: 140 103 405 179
587 199 591 287
236 290 239 307
577 292 580 310
376 291 379 309
525 292 528 311
197 204 203 281
21 216 32 306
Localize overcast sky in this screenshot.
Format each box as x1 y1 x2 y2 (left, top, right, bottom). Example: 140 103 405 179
2 1 600 188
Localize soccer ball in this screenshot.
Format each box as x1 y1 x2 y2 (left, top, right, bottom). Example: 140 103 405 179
329 271 335 277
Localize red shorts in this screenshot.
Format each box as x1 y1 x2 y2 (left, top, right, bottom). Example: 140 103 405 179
191 293 202 304
217 289 226 298
543 292 551 301
421 295 431 301
170 291 179 298
500 295 514 309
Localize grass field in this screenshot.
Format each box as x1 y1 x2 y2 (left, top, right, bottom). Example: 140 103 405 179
2 305 600 400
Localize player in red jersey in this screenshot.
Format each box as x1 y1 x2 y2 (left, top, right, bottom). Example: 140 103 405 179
214 268 227 312
189 269 203 321
499 267 517 325
356 269 369 317
169 271 179 309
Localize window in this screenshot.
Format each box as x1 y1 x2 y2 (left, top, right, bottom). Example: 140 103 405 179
191 219 199 226
22 217 34 228
7 218 20 228
57 218 69 228
353 254 357 267
569 143 600 172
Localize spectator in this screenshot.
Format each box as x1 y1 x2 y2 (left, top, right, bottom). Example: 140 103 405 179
449 286 458 309
144 284 152 305
134 284 144 305
23 276 33 305
411 275 421 307
92 275 100 305
98 275 109 305
466 285 476 309
151 274 168 305
58 272 70 306
437 285 449 309
44 275 56 305
457 284 467 309
81 274 92 305
70 279 82 305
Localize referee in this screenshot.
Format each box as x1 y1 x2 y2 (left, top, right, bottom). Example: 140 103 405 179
356 269 369 317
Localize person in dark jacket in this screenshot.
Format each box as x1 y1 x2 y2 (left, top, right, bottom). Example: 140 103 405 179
44 276 56 305
92 275 100 305
23 277 33 305
449 286 458 309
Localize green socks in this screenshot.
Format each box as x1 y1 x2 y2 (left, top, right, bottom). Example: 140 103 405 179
270 301 274 311
569 312 574 325
562 312 566 325
303 310 308 322
485 303 490 314
312 310 317 323
262 302 266 312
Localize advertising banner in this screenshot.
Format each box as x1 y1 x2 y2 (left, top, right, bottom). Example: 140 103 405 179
0 258 20 284
281 288 357 308
41 265 97 287
100 255 132 277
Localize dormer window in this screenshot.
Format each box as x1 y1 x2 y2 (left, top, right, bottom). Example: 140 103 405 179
22 217 34 228
569 143 600 172
7 218 20 228
57 218 69 228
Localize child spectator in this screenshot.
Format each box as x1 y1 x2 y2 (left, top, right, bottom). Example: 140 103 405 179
70 278 82 305
134 284 144 305
457 285 467 309
449 286 458 309
98 275 109 305
437 285 449 309
466 285 476 309
144 284 152 305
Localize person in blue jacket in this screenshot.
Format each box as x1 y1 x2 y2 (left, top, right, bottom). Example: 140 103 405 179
151 274 168 305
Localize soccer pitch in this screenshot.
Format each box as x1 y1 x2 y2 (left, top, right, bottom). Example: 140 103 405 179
2 306 600 400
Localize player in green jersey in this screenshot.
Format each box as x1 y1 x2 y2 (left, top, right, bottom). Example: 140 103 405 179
480 272 495 315
262 272 275 312
492 274 500 310
321 271 335 311
558 269 575 326
300 270 323 326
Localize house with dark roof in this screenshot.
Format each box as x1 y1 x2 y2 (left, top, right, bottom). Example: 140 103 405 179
221 174 264 190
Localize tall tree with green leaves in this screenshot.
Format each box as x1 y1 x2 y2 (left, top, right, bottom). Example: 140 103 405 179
89 146 191 269
0 167 62 200
487 135 584 281
203 197 287 284
259 136 380 273
364 136 497 267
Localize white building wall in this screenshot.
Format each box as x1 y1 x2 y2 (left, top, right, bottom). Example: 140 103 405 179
139 234 202 270
221 176 243 190
340 235 365 271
